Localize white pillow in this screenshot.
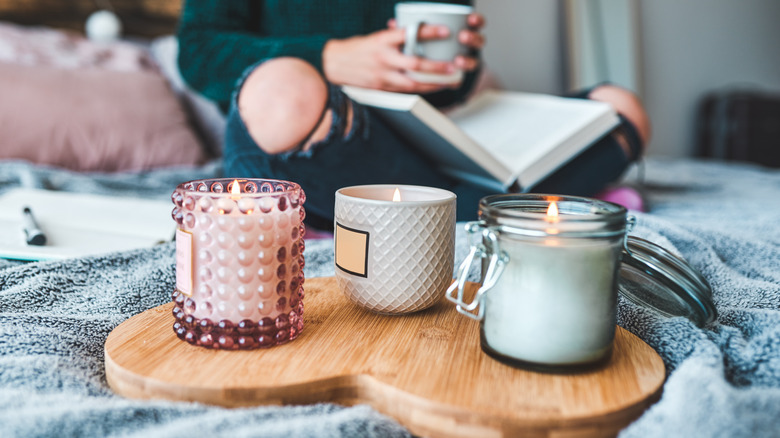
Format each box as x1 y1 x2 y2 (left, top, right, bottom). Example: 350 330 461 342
150 35 226 157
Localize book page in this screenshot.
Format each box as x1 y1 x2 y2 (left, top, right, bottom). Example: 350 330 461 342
448 91 614 173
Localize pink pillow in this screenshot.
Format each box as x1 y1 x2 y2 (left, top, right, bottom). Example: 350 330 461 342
0 61 208 172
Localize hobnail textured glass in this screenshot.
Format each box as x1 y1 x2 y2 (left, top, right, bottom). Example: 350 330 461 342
171 178 306 349
334 185 456 314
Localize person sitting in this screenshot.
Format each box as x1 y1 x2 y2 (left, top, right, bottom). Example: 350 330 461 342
178 0 651 228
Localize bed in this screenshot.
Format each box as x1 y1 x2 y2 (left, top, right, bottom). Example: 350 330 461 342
1 2 780 437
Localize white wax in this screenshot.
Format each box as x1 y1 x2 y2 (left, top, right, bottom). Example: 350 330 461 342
183 196 300 323
481 237 620 365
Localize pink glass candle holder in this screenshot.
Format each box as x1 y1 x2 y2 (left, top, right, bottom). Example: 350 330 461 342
170 178 306 350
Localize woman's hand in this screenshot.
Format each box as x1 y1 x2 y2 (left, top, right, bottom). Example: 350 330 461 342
455 13 486 72
388 13 486 81
322 13 485 94
323 26 455 94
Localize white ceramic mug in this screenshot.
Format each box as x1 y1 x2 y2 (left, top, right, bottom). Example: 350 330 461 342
395 2 474 84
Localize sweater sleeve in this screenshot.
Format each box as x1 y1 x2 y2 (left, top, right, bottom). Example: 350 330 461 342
423 64 481 108
177 0 330 109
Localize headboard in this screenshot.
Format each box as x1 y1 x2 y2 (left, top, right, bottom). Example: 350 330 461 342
0 0 181 36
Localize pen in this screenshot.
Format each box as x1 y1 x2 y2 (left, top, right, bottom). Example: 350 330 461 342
22 206 47 246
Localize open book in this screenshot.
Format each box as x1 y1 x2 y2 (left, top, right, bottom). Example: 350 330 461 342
342 86 620 192
0 188 174 261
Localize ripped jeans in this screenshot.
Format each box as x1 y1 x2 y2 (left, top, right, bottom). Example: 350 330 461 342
224 77 642 229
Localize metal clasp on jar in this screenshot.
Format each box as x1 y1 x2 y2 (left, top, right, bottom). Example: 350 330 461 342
445 221 509 320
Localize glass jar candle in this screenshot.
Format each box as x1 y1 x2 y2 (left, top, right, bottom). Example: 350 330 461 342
447 194 631 371
170 178 306 350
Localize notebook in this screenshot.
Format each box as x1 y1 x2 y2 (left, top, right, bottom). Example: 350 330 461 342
0 188 174 261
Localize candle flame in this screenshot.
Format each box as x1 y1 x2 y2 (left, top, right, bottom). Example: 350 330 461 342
392 188 401 202
547 201 558 218
545 201 560 231
228 179 242 204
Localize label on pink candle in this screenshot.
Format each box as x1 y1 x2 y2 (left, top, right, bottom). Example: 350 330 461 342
175 228 193 296
335 223 369 278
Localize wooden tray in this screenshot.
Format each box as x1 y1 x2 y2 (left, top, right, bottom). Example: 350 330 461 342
105 277 665 438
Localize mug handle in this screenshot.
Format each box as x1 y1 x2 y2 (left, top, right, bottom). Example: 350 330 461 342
445 221 508 321
403 21 424 57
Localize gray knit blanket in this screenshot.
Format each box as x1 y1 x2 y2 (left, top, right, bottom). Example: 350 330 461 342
1 158 779 437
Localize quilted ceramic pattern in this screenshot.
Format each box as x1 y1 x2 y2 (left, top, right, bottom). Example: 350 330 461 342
335 194 455 314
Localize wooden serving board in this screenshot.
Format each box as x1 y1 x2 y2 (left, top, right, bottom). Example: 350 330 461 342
105 277 665 438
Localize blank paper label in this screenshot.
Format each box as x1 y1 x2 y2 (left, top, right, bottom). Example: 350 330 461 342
175 229 193 296
335 223 369 278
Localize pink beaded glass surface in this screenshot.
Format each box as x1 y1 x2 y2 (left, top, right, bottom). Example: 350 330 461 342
170 178 306 350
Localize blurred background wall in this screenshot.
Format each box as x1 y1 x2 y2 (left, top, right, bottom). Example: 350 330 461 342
476 0 780 158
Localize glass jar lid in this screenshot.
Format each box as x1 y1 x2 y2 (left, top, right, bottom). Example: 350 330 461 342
479 193 628 238
619 236 717 327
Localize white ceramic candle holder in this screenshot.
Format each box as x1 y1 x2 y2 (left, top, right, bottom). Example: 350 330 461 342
334 185 456 314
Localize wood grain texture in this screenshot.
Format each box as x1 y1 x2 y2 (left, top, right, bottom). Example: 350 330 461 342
105 277 665 438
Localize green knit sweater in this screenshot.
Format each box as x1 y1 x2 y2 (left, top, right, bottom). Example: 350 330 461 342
177 0 478 111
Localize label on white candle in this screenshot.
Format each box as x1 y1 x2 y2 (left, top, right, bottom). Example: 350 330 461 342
334 223 369 278
175 228 194 297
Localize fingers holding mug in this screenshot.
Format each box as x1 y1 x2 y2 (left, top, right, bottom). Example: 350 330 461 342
467 12 486 31
394 2 475 86
454 12 485 72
